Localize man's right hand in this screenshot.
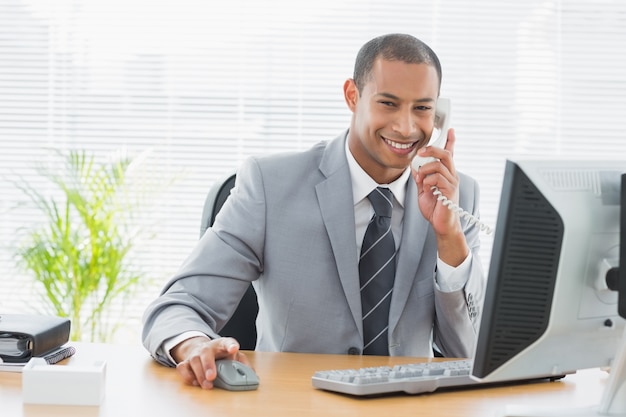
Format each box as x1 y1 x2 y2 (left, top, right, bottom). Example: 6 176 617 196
171 336 251 390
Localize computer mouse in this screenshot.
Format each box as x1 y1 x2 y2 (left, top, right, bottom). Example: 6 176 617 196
213 359 260 391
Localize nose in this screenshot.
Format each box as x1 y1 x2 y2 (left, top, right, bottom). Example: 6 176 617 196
392 108 417 138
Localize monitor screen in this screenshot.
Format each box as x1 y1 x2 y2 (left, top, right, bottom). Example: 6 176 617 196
471 159 625 408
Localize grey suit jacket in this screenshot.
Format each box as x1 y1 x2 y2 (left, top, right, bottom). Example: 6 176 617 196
142 131 485 366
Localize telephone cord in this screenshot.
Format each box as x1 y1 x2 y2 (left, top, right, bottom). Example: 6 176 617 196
431 186 493 235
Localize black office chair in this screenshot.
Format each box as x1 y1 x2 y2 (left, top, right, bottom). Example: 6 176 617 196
200 172 258 350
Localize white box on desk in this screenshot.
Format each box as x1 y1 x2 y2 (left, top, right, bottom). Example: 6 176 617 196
22 357 106 406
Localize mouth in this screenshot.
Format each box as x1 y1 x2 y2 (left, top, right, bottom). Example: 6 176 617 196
382 136 419 152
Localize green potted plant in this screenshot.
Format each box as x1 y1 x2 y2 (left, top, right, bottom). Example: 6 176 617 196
13 148 172 342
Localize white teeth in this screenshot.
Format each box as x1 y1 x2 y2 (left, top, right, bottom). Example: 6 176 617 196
385 138 414 150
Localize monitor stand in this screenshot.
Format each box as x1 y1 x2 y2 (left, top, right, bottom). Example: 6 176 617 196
499 325 626 416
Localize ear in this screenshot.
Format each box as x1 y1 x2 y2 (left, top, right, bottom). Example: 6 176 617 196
343 78 358 112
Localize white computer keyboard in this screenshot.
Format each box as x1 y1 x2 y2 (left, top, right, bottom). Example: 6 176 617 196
311 359 480 396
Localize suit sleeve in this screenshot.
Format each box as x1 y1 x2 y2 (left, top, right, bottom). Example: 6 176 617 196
141 157 267 366
432 174 486 358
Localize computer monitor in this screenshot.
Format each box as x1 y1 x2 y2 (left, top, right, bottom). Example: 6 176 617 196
471 159 626 416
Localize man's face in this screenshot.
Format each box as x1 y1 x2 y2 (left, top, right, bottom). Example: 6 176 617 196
345 58 440 184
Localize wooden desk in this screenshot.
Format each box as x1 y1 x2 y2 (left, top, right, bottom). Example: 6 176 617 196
0 343 609 417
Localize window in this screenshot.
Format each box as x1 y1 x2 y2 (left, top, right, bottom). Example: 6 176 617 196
1 0 625 342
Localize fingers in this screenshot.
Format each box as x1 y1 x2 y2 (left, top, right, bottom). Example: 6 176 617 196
177 352 215 389
215 337 241 358
414 157 456 193
216 338 252 368
174 337 244 390
414 127 458 188
444 128 456 157
413 127 461 231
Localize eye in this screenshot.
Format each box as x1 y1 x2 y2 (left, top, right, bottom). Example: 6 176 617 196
379 101 396 107
414 105 433 111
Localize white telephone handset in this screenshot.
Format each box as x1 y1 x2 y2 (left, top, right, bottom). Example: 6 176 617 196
411 97 492 234
411 97 451 170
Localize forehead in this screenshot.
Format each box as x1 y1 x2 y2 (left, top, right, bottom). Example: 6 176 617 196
364 58 439 100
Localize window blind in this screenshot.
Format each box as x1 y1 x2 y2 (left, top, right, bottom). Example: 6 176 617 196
1 0 625 342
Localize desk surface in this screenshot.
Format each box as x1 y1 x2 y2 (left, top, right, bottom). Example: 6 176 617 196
0 343 609 417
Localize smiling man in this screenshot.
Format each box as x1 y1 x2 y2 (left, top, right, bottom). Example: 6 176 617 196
142 33 486 391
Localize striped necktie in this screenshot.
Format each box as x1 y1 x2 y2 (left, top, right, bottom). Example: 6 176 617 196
359 187 396 355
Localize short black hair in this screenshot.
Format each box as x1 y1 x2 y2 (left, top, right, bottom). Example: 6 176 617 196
353 33 442 93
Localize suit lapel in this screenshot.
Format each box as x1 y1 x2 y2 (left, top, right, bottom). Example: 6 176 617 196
315 133 363 336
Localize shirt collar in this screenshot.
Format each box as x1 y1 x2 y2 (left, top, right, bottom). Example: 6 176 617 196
344 134 411 207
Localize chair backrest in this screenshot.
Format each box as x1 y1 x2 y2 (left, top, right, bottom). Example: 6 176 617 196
200 172 258 350
200 173 237 238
